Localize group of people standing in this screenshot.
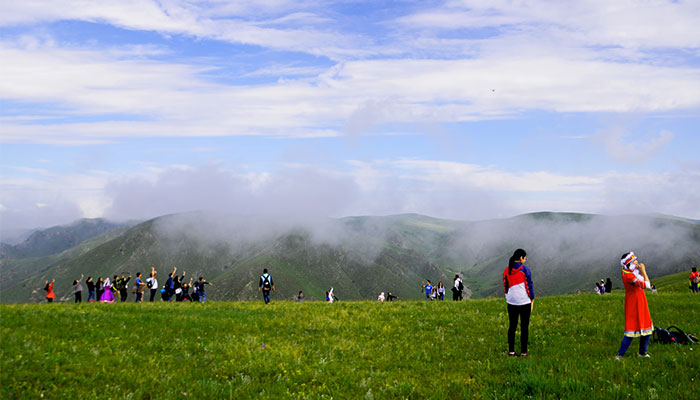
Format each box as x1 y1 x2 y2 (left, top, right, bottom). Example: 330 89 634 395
421 275 466 301
44 266 213 303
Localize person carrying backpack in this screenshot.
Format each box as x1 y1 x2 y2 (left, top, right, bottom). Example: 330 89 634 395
689 267 699 293
616 251 654 359
258 269 275 304
452 274 464 301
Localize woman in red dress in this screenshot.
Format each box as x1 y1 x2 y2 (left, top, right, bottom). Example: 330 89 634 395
616 252 653 359
44 279 56 303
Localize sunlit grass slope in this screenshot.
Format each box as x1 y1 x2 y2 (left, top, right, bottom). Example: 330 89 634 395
1 291 698 399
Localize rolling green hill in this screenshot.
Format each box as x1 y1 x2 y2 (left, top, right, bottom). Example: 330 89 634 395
1 212 698 303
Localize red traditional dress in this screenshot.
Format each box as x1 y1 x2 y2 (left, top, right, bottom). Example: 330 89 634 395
45 281 56 300
621 268 653 337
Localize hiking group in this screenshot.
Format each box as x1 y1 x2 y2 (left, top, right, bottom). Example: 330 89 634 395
45 266 213 303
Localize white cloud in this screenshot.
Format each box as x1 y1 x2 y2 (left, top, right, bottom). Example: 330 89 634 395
2 159 698 232
596 129 675 162
2 37 699 144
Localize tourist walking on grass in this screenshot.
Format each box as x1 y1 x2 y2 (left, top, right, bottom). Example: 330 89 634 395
616 252 654 359
259 269 275 304
146 267 158 302
502 248 534 357
86 276 96 303
452 274 464 301
689 267 699 293
44 279 56 303
72 274 84 303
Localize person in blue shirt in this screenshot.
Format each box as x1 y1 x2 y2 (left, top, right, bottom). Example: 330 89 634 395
422 280 433 300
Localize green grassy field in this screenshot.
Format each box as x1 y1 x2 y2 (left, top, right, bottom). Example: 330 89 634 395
1 287 698 399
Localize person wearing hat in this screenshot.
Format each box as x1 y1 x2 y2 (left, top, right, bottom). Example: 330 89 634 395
616 252 654 359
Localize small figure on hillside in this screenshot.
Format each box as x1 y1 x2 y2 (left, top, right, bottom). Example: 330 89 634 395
197 277 213 303
326 287 336 303
134 272 145 302
616 252 654 360
378 292 385 302
73 274 84 303
165 267 177 301
96 277 105 301
85 276 96 303
436 282 445 300
100 277 115 303
599 279 606 294
146 267 158 302
689 267 700 293
503 248 534 357
452 274 464 301
174 270 187 301
422 280 433 300
605 278 613 294
594 282 602 295
118 273 131 302
180 277 193 302
387 292 398 302
44 279 56 303
258 269 275 304
297 291 304 302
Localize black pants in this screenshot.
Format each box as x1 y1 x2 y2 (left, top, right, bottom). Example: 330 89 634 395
120 289 128 302
507 303 531 354
75 292 82 303
150 289 157 302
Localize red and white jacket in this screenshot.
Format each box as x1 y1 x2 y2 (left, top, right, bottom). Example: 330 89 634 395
502 263 534 306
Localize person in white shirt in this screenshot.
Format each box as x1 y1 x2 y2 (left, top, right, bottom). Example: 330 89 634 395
146 267 158 302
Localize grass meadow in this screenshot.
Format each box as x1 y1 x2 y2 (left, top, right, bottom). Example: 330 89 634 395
1 283 698 399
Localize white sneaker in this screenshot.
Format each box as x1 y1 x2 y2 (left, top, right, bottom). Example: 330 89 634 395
638 353 651 358
614 355 622 361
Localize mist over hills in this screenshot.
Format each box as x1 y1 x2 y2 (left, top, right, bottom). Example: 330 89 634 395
0 212 698 303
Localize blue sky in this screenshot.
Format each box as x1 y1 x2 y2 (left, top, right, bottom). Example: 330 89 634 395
1 0 699 234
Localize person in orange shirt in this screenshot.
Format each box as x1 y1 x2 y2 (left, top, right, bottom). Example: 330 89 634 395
616 252 653 359
44 279 56 303
689 267 699 293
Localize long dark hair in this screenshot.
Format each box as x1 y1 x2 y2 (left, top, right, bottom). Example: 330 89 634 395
508 249 527 274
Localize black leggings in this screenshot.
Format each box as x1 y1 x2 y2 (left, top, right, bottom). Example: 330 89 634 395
507 303 531 353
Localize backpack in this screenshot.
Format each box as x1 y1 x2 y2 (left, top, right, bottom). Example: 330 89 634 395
262 274 272 290
147 278 153 288
654 325 698 345
693 274 700 284
458 280 464 291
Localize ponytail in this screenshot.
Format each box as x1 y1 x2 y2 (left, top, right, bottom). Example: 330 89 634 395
508 248 527 274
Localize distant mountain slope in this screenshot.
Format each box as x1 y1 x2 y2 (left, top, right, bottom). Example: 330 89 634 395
2 219 131 259
0 212 698 303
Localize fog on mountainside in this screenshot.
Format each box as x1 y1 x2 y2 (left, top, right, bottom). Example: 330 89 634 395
0 212 698 303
